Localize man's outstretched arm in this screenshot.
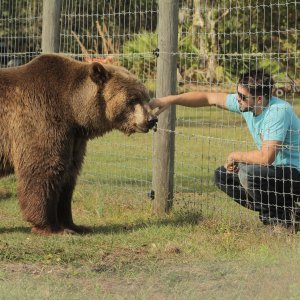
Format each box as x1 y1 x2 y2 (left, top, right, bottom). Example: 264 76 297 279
149 92 229 115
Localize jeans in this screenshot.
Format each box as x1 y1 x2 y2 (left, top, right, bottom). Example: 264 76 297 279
214 164 300 225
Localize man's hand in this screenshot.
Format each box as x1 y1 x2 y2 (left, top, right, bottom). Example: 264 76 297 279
149 97 172 116
223 141 281 171
225 153 239 173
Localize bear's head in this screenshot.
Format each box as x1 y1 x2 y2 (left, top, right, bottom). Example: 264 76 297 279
74 62 158 137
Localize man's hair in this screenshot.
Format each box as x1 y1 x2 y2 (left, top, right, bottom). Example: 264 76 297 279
238 70 274 99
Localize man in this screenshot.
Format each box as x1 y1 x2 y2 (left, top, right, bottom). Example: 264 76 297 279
149 70 300 228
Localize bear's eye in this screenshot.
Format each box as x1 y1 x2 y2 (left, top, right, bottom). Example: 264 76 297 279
129 98 140 106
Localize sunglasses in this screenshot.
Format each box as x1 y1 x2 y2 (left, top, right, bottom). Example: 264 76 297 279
237 91 255 101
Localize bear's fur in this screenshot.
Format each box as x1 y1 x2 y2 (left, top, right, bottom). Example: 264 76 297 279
0 54 155 235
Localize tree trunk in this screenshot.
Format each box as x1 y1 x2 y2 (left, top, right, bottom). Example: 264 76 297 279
192 0 219 82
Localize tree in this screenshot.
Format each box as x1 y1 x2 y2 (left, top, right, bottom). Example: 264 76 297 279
178 0 299 84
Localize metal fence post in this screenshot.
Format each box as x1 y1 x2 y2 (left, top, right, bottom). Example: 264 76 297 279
42 0 62 53
152 0 179 215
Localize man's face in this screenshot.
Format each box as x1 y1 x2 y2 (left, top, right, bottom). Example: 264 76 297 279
236 85 256 113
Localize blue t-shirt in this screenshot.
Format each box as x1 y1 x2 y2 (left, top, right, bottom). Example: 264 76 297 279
226 94 300 171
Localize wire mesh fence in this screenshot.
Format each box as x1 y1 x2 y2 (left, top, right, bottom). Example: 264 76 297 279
0 0 42 67
0 0 299 229
58 0 159 213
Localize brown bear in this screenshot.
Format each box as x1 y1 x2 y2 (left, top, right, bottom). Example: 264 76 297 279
0 54 157 235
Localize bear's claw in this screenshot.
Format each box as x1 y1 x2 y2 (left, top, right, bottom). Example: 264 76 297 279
31 224 91 235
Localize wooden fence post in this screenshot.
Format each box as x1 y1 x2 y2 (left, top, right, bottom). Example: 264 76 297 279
42 0 62 53
152 0 179 215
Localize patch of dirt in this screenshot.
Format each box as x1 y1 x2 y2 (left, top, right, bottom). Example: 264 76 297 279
92 246 150 273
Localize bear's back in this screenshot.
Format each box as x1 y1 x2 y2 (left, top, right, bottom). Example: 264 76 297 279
0 55 86 150
0 54 86 90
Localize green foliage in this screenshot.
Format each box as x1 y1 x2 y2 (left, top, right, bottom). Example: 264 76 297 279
60 0 158 56
216 0 300 77
1 0 298 86
122 31 157 77
174 0 300 84
0 0 42 60
121 0 299 86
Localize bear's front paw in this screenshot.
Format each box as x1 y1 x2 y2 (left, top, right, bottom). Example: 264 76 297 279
63 224 91 234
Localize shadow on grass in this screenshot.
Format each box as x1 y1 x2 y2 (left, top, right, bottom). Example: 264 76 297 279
0 226 30 234
0 191 13 201
0 211 203 235
89 210 203 235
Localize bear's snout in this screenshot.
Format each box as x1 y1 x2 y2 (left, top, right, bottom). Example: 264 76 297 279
147 116 158 131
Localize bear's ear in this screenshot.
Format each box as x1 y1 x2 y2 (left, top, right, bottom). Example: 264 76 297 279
89 62 110 85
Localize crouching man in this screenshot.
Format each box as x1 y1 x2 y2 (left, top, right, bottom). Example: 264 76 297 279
150 70 300 228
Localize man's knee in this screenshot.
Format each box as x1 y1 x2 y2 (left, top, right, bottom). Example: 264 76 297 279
238 163 268 190
238 163 250 189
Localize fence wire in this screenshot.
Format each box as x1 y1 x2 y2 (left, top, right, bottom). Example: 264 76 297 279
0 0 42 67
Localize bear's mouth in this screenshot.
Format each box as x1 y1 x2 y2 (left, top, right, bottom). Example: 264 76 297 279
134 125 149 133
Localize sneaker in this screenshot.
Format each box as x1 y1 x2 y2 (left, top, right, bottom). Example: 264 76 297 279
259 214 293 228
259 213 300 232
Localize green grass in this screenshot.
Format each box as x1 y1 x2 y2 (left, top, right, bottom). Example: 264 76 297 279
0 100 299 299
